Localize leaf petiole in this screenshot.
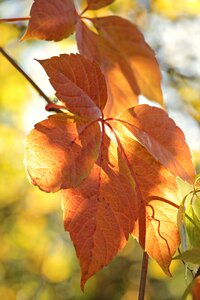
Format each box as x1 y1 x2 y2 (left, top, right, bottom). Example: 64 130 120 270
0 17 30 23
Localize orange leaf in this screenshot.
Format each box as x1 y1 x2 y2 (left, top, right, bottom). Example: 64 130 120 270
25 54 191 288
192 276 200 300
21 0 77 41
116 105 195 183
25 114 101 192
61 123 180 286
76 17 163 117
61 133 138 289
86 0 115 10
114 132 180 275
38 54 107 120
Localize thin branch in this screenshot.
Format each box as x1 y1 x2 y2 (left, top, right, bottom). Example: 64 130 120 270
81 16 93 22
79 5 89 16
195 267 200 278
0 47 61 113
138 251 149 300
0 17 30 23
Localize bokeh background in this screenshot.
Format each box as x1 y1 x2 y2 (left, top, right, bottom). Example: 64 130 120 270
0 0 200 299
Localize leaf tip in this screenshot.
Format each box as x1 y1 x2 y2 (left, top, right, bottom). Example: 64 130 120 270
20 32 28 42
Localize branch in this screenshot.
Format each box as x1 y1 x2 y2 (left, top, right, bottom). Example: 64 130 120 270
0 47 61 113
79 5 89 16
0 17 30 23
138 251 149 300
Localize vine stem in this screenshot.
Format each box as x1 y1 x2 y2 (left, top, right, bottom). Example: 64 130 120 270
0 17 30 22
0 47 61 113
138 251 149 300
79 5 89 16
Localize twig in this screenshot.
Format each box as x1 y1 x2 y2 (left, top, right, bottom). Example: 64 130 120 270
79 5 89 16
0 47 61 113
195 267 200 278
0 17 30 23
138 251 149 300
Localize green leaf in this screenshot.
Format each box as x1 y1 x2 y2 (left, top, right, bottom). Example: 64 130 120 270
174 248 200 265
192 195 200 221
177 202 188 251
181 280 194 300
195 173 200 185
185 203 200 248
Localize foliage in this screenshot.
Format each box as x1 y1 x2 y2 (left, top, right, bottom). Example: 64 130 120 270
1 0 200 299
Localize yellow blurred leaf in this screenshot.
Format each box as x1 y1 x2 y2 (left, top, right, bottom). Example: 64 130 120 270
179 86 200 121
41 247 72 282
0 286 16 300
148 258 181 279
0 56 30 118
152 0 200 19
0 23 20 46
0 125 27 207
25 188 60 216
11 213 46 251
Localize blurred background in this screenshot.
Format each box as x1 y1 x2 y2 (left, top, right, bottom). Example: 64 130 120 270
0 0 200 299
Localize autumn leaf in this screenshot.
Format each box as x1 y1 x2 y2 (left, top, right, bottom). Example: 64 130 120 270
61 133 138 289
38 54 107 120
76 16 163 117
25 54 195 288
60 123 180 288
21 0 78 41
115 105 195 183
113 132 180 275
25 54 107 192
192 276 200 300
173 248 200 265
25 114 101 192
86 0 115 10
185 194 200 248
22 1 163 117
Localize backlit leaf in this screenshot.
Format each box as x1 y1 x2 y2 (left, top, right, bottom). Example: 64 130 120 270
195 173 200 187
61 129 180 286
192 195 200 221
25 114 101 192
174 248 200 265
21 0 77 41
76 16 163 117
185 200 200 248
39 54 107 120
192 276 200 300
61 133 137 289
86 0 115 10
117 105 195 183
25 54 190 288
115 132 180 275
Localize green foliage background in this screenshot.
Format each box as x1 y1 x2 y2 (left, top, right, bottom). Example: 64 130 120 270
0 0 200 299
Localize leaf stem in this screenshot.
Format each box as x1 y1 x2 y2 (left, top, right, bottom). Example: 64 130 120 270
105 121 146 248
0 47 61 112
81 16 93 22
79 5 89 16
0 17 30 23
138 251 149 300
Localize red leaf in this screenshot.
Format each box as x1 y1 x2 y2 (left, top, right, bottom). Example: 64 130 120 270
25 54 191 288
25 114 101 192
61 133 138 289
86 0 115 10
76 17 163 117
21 0 77 41
38 54 107 120
192 276 200 300
116 105 195 183
114 132 180 275
61 124 180 286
